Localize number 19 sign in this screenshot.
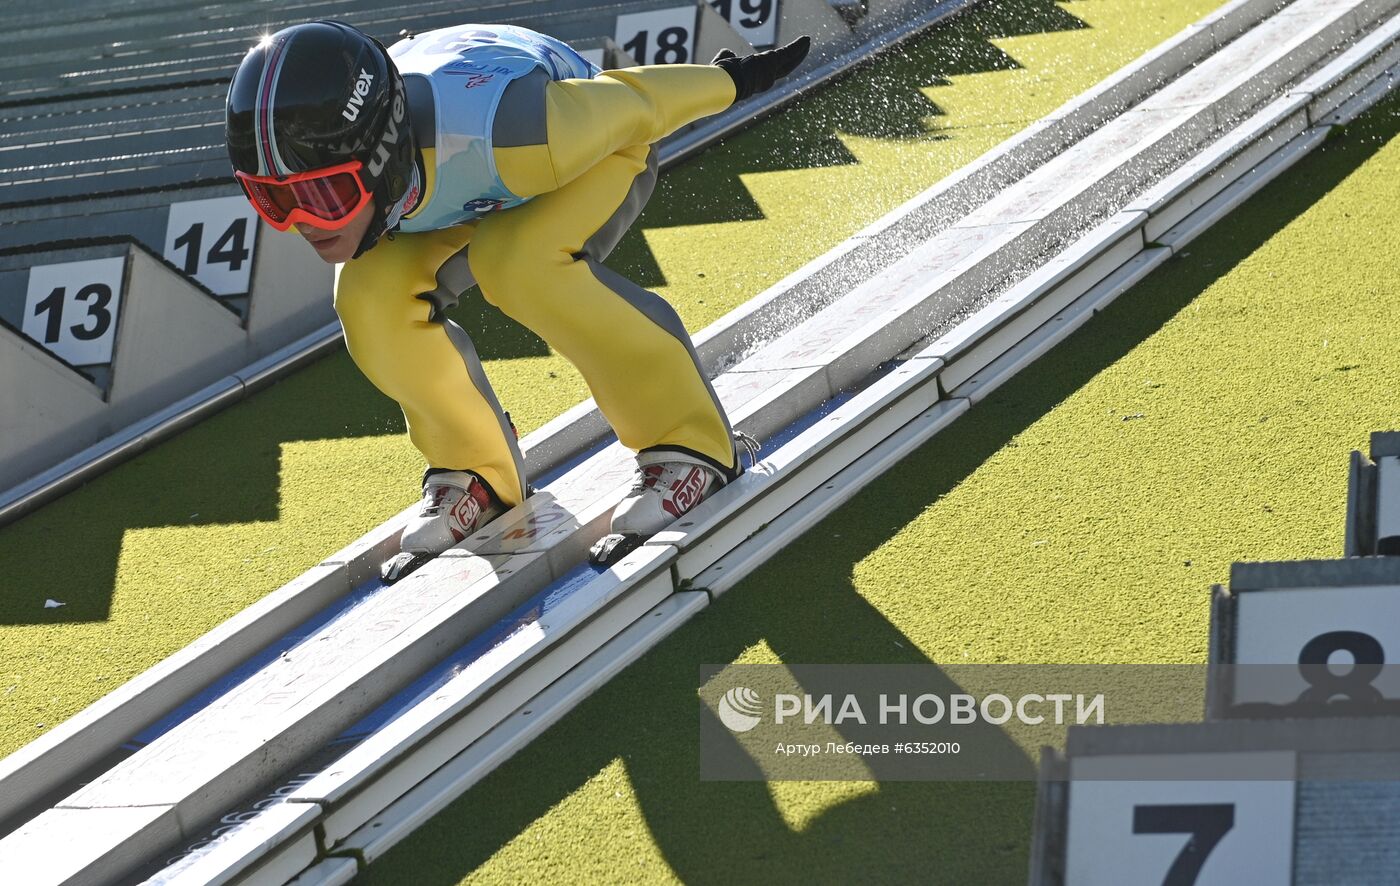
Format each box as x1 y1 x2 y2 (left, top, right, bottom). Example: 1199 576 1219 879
163 196 259 297
22 256 127 368
709 0 779 49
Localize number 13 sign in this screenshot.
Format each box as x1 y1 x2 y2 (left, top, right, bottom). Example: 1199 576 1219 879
22 256 126 367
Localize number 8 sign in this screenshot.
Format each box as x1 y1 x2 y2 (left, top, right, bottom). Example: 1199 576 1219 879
22 256 126 367
1231 583 1400 705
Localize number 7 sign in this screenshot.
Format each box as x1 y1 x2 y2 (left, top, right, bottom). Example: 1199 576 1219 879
1064 754 1295 885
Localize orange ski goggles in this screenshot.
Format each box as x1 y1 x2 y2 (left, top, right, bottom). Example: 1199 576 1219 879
235 160 372 231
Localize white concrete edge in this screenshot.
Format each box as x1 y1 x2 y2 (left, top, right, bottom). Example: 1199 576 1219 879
927 211 1150 384
295 546 677 809
1319 56 1400 125
645 358 945 555
30 553 549 881
1156 124 1333 253
684 230 1156 596
1135 99 1312 241
1289 9 1400 121
0 562 350 828
0 321 343 526
695 399 970 595
326 591 710 869
688 237 1154 596
46 525 667 876
150 801 320 886
310 561 678 847
673 369 947 582
171 550 680 878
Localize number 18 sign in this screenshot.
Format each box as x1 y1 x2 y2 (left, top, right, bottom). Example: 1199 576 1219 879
163 196 260 297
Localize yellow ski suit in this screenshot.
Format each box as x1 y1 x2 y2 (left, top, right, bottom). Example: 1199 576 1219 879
333 61 739 507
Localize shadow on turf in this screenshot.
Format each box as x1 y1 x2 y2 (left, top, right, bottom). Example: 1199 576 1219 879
641 0 1088 231
1 0 1093 626
354 92 1400 886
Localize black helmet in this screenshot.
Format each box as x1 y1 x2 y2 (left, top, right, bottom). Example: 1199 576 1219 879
226 20 416 257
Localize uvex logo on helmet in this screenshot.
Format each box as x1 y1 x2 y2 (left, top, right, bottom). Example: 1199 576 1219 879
342 68 374 121
367 90 406 178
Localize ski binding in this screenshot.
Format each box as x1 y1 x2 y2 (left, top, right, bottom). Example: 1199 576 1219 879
380 551 431 584
589 532 643 567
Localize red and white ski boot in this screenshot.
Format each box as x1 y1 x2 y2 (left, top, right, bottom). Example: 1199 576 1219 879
589 434 760 567
381 470 502 583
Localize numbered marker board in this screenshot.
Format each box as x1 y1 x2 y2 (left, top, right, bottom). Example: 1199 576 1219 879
1230 583 1400 707
709 0 780 49
1373 452 1400 553
164 196 259 296
1065 753 1295 886
615 6 698 65
22 256 126 367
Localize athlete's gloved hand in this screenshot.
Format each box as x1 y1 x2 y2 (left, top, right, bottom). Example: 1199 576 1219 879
711 36 812 103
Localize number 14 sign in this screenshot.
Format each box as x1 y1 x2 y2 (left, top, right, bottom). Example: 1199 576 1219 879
163 196 259 297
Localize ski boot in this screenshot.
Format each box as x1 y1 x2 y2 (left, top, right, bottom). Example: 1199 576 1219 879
381 470 503 583
589 434 761 567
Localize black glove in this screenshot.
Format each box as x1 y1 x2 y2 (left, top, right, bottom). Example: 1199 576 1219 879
711 36 811 103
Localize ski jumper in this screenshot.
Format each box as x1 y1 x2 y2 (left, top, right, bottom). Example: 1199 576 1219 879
332 24 739 508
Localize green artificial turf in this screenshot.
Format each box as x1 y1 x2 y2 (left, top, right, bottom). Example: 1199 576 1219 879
354 89 1400 886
